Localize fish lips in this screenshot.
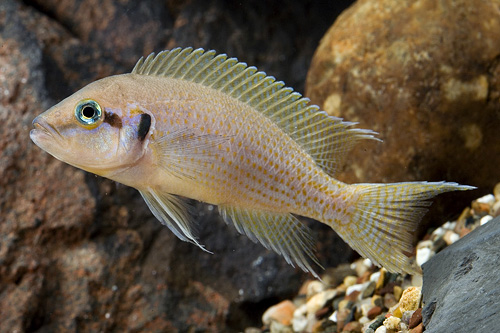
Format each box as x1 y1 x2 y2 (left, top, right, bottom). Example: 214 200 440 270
30 116 60 149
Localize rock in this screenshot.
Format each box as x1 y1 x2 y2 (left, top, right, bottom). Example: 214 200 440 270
401 310 415 325
270 321 293 333
416 241 434 267
307 280 326 299
383 292 397 309
399 287 421 313
383 315 400 331
361 281 376 298
344 275 358 287
343 320 363 332
443 230 460 246
306 0 500 218
367 306 382 320
262 300 296 326
306 289 337 314
392 285 403 302
409 322 424 333
292 304 308 332
374 326 387 333
422 216 500 332
408 308 422 329
0 0 358 331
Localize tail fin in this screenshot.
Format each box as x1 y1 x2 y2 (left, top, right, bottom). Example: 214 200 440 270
338 181 474 275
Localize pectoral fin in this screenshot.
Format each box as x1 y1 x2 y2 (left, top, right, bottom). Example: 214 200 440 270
140 187 211 253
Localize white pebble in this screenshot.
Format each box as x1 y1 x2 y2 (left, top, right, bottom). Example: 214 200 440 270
375 325 387 333
383 316 401 330
442 221 457 230
346 283 364 296
416 247 433 267
477 194 495 205
306 280 325 298
370 271 381 283
329 310 338 323
292 304 308 331
431 226 446 239
480 215 493 225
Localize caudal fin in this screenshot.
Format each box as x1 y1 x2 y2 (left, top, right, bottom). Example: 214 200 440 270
338 181 474 275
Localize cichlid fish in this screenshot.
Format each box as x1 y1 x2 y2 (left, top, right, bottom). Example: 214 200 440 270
30 47 473 277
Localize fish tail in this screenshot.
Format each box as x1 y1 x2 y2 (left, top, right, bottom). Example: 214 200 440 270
331 181 475 275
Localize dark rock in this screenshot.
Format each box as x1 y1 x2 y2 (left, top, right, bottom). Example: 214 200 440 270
0 0 357 331
306 0 500 224
422 216 500 332
408 308 422 329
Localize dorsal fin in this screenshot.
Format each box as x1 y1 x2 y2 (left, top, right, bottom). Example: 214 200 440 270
132 47 379 176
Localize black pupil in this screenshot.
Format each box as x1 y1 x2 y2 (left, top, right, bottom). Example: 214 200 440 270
82 105 96 119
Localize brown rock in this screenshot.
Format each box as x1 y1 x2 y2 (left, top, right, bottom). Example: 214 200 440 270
367 306 382 320
408 308 423 329
262 300 296 326
342 320 363 332
306 0 500 216
410 322 424 333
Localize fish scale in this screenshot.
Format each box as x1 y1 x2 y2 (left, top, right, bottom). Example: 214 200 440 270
30 47 475 278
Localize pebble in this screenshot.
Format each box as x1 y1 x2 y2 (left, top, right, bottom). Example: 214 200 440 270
344 275 358 287
306 280 325 298
409 308 423 329
367 306 382 319
371 295 383 308
443 230 460 245
393 285 403 301
383 315 401 330
399 287 421 312
480 215 493 225
362 281 376 298
343 321 363 332
262 300 296 326
410 322 424 333
306 289 336 314
416 243 434 267
270 321 293 333
383 292 397 309
401 310 415 325
374 326 387 333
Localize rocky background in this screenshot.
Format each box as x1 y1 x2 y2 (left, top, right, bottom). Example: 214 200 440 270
0 0 497 332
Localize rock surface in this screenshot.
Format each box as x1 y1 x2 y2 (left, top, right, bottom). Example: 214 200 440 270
0 0 357 331
306 0 500 218
422 216 500 332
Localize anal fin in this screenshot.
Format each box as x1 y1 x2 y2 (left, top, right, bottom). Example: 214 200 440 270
219 205 322 278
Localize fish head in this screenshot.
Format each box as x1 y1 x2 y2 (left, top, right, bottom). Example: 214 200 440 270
30 75 153 177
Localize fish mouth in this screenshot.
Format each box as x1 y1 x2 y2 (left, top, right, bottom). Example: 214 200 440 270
30 116 60 144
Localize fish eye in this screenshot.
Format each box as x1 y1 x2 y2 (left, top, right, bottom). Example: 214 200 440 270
75 99 102 125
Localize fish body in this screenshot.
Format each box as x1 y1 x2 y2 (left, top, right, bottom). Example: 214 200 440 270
30 48 474 277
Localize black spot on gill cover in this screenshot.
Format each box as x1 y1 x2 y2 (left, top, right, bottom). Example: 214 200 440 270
104 111 122 128
138 113 151 141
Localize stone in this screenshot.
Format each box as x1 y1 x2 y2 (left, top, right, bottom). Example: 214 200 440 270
374 326 387 333
383 315 400 331
401 310 415 325
422 216 500 332
0 0 358 332
416 241 434 267
393 285 403 301
270 321 293 333
443 230 460 246
307 280 326 299
408 308 422 329
371 295 383 308
362 281 376 298
292 304 308 332
344 275 358 287
306 289 337 315
343 321 363 332
383 292 397 309
306 0 500 219
399 287 421 313
409 322 424 333
367 306 382 320
262 300 296 326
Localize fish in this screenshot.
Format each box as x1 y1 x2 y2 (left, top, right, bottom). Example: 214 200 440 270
30 47 474 278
